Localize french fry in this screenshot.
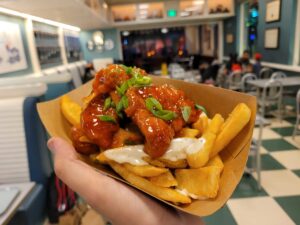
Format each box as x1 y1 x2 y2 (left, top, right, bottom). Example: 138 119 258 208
175 166 222 199
123 163 168 177
109 162 191 204
60 95 81 126
143 156 166 168
96 152 110 164
82 92 96 109
210 103 251 157
192 113 209 136
206 155 224 170
187 114 224 168
148 171 178 188
159 158 188 169
177 128 199 138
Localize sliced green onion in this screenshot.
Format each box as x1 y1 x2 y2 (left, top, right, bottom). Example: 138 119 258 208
103 97 111 111
145 97 176 121
152 110 177 121
181 106 191 122
145 97 163 111
116 100 123 113
121 95 128 109
195 104 208 115
116 81 129 96
97 115 116 123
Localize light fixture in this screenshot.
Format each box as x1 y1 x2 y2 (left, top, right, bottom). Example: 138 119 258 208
0 7 80 31
193 0 204 5
93 31 104 45
139 10 148 15
103 2 108 9
122 31 130 36
139 4 149 10
161 28 168 34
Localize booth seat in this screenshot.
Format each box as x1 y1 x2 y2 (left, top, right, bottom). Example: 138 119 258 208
92 58 113 71
0 97 52 225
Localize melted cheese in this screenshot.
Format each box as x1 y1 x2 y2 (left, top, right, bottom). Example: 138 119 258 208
185 138 206 155
104 145 149 166
161 138 198 161
104 137 207 165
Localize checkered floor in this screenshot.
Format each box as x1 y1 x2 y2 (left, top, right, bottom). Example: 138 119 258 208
204 116 300 225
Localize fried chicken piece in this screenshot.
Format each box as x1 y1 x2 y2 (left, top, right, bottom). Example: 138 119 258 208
111 128 143 148
133 109 174 158
93 64 130 95
124 85 201 158
70 126 99 155
140 85 200 132
81 95 119 149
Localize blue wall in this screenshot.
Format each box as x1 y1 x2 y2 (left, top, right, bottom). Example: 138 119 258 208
80 28 121 62
256 0 297 64
0 13 33 77
226 0 297 65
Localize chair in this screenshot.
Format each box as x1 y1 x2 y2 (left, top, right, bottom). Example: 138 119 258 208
258 79 283 121
67 64 83 88
0 97 52 225
228 71 242 91
293 89 300 139
271 71 287 80
259 67 273 79
241 73 257 94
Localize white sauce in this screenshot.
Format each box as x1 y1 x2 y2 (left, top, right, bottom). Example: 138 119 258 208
161 138 198 161
104 145 149 166
176 188 199 199
104 137 207 165
185 138 206 155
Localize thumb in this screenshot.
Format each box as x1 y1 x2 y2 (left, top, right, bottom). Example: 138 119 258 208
47 137 77 160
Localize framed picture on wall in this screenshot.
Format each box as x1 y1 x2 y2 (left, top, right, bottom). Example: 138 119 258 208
226 34 234 44
264 28 280 49
266 0 281 23
0 21 27 74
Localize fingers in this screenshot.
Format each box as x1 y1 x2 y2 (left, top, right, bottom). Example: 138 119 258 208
47 137 204 225
47 137 166 225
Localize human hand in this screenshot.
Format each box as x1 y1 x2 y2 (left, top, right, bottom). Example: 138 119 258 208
48 137 204 225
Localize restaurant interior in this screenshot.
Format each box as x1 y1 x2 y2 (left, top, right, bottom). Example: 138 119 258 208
0 0 300 225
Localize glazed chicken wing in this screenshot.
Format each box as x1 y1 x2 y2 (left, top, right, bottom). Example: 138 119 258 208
79 64 202 158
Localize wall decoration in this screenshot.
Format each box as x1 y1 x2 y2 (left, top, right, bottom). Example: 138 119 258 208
201 24 215 57
104 39 115 50
264 28 280 49
266 0 281 23
226 34 234 44
0 21 27 74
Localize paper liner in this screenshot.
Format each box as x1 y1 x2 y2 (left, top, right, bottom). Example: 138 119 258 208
37 76 256 216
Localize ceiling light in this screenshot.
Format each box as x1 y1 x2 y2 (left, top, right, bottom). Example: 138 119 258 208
139 4 149 10
139 10 148 15
103 2 108 9
161 28 168 34
122 31 130 36
0 7 80 31
193 0 204 5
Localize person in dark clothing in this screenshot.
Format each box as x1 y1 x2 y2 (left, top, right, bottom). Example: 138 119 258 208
253 53 262 76
202 58 220 83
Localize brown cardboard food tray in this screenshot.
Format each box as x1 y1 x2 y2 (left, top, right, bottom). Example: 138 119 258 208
37 76 256 216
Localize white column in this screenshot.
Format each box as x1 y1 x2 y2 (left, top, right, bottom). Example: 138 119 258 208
24 18 41 74
218 21 224 62
58 27 68 65
293 0 300 65
238 3 245 56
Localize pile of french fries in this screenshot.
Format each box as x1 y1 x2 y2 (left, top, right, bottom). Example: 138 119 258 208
61 95 251 204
